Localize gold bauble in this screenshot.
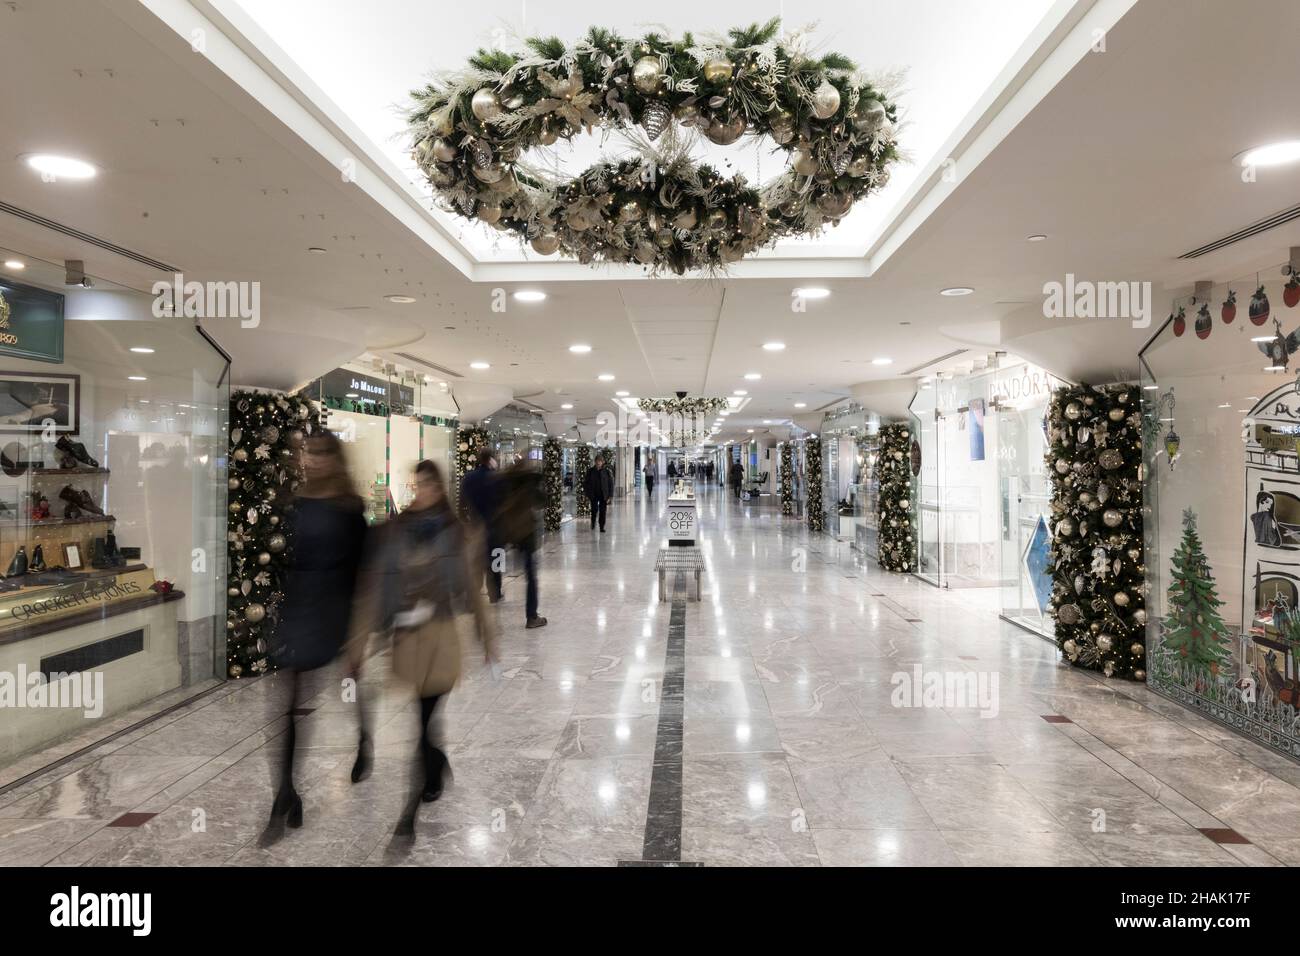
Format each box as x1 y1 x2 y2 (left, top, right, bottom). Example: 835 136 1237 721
702 58 734 84
471 163 506 184
471 88 503 122
704 113 746 146
432 108 455 137
1133 669 1147 681
706 209 729 231
257 552 271 566
852 97 886 133
618 199 644 223
847 155 872 177
632 55 663 94
633 241 658 265
244 603 266 623
768 109 795 144
477 202 503 224
672 207 698 230
811 80 841 119
673 102 700 126
530 232 560 256
655 228 676 248
538 120 559 146
792 146 818 176
816 192 852 219
233 448 249 463
431 138 457 163
488 171 518 194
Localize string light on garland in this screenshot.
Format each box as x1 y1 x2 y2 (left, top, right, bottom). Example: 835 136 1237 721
226 390 319 678
877 422 917 572
406 18 902 275
1046 383 1146 679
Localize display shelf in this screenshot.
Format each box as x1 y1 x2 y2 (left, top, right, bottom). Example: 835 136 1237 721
0 588 184 646
28 513 116 528
0 563 147 591
29 467 110 477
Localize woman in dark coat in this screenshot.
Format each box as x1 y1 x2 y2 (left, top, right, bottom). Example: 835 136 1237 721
262 432 368 844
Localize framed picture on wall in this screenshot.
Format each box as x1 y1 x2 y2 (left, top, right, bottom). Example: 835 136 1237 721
62 543 83 570
0 371 80 435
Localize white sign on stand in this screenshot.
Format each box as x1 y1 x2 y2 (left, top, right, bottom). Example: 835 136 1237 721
667 500 696 544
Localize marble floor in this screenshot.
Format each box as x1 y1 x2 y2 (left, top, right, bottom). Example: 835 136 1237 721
3 484 1299 867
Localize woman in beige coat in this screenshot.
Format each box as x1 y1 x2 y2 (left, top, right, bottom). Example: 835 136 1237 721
367 459 496 837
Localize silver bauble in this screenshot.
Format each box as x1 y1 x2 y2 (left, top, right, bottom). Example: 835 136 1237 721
471 88 503 122
792 146 818 176
847 155 872 177
471 163 506 184
261 425 280 444
268 533 287 553
633 241 658 265
811 80 841 119
1097 633 1114 653
1102 508 1123 528
1132 609 1147 626
618 199 644 223
432 138 457 163
853 97 886 132
1114 591 1130 607
530 232 560 256
816 192 852 219
1064 401 1083 420
231 427 242 444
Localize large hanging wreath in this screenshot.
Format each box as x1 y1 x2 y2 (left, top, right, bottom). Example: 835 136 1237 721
408 19 901 275
636 397 729 416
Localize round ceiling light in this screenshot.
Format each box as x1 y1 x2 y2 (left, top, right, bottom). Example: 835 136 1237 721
568 344 592 353
871 357 893 366
27 154 97 180
793 287 830 299
940 287 974 296
734 389 748 396
514 290 547 302
794 402 807 408
1027 234 1048 242
762 342 786 351
561 403 573 410
128 375 147 381
598 373 615 381
385 294 417 304
1238 141 1300 167
130 347 155 354
3 260 24 270
470 361 490 370
744 372 762 380
615 390 629 397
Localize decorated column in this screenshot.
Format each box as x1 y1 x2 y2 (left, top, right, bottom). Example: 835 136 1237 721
806 437 825 533
575 445 592 518
779 443 793 516
877 422 917 572
454 425 490 519
543 436 563 531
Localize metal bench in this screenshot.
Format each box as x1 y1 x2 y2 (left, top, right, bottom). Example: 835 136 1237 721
655 547 705 602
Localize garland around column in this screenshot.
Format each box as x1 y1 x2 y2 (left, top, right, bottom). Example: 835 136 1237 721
543 436 563 531
1046 383 1147 679
575 445 592 517
877 422 917 572
805 437 824 533
455 426 491 518
226 390 319 678
779 443 793 516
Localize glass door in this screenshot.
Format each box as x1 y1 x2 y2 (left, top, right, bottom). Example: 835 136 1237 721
912 390 943 586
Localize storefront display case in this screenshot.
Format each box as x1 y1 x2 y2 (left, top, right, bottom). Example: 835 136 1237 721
821 405 881 550
1142 265 1300 761
0 250 227 770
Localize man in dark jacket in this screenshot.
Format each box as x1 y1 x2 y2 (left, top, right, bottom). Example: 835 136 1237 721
461 448 503 601
729 460 744 499
495 461 548 628
584 453 614 532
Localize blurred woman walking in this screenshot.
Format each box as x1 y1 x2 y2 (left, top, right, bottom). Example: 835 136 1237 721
370 459 497 838
262 432 368 845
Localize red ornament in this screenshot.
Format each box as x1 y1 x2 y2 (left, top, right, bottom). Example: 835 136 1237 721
1172 306 1186 337
1221 290 1236 323
1285 276 1300 309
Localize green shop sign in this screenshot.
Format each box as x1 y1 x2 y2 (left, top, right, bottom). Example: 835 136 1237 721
0 280 65 363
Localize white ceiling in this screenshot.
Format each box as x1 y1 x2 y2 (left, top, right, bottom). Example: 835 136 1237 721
1 0 1299 444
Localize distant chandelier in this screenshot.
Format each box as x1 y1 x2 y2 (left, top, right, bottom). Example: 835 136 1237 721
407 19 901 275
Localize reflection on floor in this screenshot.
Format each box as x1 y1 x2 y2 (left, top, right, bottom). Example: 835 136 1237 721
2 483 1298 866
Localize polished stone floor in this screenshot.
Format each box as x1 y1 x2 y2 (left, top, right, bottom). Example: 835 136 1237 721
3 484 1299 866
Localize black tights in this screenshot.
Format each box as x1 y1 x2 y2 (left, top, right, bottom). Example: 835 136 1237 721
276 664 370 802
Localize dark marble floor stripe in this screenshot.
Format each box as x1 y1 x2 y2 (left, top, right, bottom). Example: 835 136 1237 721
640 570 688 864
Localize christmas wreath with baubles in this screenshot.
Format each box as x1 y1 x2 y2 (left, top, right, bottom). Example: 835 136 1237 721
407 19 901 275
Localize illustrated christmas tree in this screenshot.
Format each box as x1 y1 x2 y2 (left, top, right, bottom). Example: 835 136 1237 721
1161 508 1234 675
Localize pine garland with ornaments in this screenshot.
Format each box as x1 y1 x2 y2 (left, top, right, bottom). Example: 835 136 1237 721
454 426 491 519
1046 383 1147 680
877 422 917 572
805 437 825 533
225 390 320 678
406 18 901 275
543 436 563 531
779 442 793 516
575 445 592 517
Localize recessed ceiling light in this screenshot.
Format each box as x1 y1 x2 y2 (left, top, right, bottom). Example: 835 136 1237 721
561 403 573 410
793 287 830 299
871 357 893 366
3 260 24 270
744 373 761 381
385 294 417 304
615 390 629 397
794 402 807 408
1218 403 1232 408
747 429 755 433
129 347 155 354
1026 234 1048 242
598 373 615 381
27 154 97 180
128 375 147 381
308 247 327 254
762 420 773 424
762 342 786 351
470 361 490 370
1238 141 1300 168
940 287 975 296
569 344 592 353
734 389 748 396
514 290 547 302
